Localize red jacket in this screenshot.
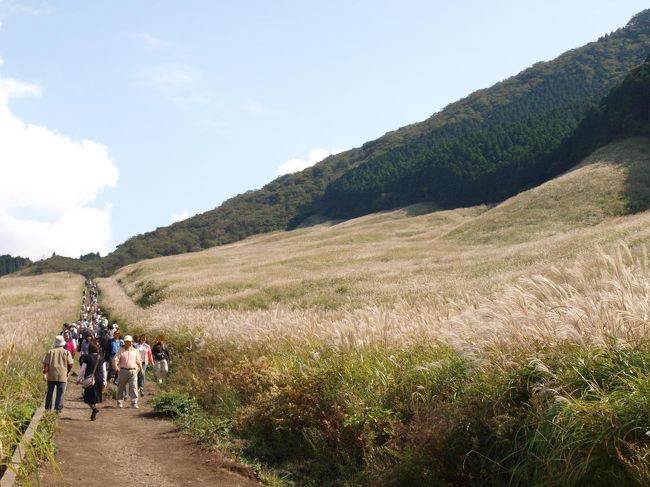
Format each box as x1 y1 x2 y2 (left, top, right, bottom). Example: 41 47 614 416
64 339 76 358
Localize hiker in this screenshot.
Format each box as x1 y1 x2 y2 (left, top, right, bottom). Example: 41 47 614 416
42 336 74 414
107 331 124 383
63 330 77 358
99 328 112 363
136 334 154 397
152 335 170 384
112 335 143 408
78 333 92 362
77 342 107 420
69 322 80 348
109 323 119 339
60 322 70 335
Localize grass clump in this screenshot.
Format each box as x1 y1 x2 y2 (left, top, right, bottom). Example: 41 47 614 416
162 341 468 485
152 391 200 417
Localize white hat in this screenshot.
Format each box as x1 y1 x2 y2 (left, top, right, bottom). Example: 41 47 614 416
53 336 65 347
124 335 133 342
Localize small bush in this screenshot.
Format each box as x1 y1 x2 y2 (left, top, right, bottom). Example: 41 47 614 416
152 391 200 417
177 414 234 445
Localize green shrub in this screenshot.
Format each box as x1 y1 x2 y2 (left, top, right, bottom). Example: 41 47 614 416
152 391 200 417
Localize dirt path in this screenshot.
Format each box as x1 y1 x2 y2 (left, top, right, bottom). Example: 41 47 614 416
40 377 260 486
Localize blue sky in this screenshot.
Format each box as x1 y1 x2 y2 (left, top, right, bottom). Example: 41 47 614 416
0 0 647 259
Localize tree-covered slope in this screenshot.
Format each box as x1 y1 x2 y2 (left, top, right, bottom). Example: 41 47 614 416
542 53 650 183
0 254 31 277
23 9 650 277
445 137 650 244
318 11 650 217
445 55 650 244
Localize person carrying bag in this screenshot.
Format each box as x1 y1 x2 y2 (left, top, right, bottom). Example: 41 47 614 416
77 343 107 420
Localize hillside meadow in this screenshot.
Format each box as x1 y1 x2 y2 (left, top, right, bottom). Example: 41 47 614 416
0 272 83 483
98 138 650 485
103 140 650 344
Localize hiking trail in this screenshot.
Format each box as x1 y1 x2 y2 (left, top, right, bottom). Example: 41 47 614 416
40 377 259 486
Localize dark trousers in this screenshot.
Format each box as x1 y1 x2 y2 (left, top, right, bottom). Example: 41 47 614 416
45 381 67 412
137 365 147 390
107 355 116 381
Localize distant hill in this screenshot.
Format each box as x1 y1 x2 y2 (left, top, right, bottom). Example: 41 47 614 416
23 9 650 277
446 137 650 244
318 13 650 218
543 53 650 185
23 254 98 277
0 254 31 277
446 55 650 244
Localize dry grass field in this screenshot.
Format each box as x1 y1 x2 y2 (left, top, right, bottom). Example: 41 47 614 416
0 272 84 350
100 138 650 351
97 138 650 485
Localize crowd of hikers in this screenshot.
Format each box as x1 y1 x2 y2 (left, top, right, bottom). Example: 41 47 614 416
41 280 171 420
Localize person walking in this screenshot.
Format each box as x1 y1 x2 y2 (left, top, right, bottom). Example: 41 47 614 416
136 334 153 397
63 330 77 358
112 335 143 408
78 333 92 363
152 335 170 384
42 335 74 414
77 342 107 420
107 331 124 384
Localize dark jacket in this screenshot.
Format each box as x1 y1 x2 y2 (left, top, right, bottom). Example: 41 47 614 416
152 343 170 361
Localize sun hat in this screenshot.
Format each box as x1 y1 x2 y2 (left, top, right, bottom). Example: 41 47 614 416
124 335 133 342
53 336 65 347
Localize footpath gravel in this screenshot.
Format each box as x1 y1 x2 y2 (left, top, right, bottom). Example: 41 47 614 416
40 377 259 486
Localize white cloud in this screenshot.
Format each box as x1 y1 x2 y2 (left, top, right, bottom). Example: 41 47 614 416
0 75 119 260
170 210 190 223
0 78 41 100
277 148 346 176
0 205 113 260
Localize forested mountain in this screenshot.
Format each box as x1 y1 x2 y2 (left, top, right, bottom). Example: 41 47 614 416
23 9 650 277
0 254 31 277
544 54 650 185
318 12 650 217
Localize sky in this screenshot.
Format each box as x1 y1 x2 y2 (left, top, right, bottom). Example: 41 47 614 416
0 0 648 260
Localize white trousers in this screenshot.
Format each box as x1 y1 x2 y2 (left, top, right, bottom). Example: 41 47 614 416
153 359 168 382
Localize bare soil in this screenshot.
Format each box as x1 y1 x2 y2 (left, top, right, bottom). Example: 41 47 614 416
40 377 260 486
